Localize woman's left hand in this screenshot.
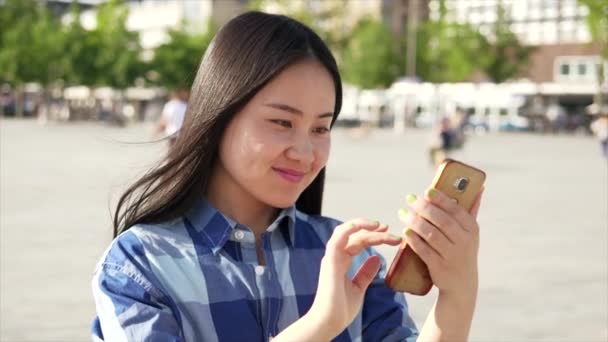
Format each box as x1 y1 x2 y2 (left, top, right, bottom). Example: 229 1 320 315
399 188 484 298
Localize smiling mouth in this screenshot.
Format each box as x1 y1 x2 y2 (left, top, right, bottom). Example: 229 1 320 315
273 168 306 183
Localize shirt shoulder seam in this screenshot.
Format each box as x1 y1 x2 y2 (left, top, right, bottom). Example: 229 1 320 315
99 262 157 295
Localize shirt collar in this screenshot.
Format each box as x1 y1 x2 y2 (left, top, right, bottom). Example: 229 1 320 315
268 205 296 247
184 198 297 254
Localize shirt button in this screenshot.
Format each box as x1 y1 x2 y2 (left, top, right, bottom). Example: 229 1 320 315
234 230 245 240
255 266 265 276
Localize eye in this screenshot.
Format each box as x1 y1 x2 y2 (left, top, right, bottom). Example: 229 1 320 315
270 119 292 128
313 127 330 134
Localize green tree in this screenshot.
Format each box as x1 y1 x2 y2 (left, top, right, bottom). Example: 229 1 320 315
62 2 102 86
579 0 608 58
0 0 145 89
0 0 68 116
90 0 143 89
148 23 215 91
578 0 607 111
415 20 488 83
0 0 66 85
341 18 402 88
406 0 488 83
481 3 534 83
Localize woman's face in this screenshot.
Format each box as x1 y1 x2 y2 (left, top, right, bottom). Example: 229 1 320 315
216 59 335 209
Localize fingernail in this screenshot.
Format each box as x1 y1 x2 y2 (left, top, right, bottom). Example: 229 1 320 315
406 194 417 204
390 234 402 241
373 219 380 225
398 208 408 221
405 228 414 237
427 188 437 198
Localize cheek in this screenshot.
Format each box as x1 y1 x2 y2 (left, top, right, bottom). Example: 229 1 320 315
312 138 331 170
220 125 251 174
220 126 284 175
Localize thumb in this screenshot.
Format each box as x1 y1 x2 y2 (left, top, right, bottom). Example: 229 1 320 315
351 255 382 291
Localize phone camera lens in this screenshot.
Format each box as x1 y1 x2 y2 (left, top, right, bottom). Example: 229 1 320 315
454 177 469 192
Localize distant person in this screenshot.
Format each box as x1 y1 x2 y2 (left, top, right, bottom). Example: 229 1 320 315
545 102 567 133
92 12 484 341
590 115 608 159
156 89 189 147
449 107 468 149
1 86 15 117
429 116 454 166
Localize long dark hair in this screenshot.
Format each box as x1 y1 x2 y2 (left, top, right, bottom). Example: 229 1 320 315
113 11 343 237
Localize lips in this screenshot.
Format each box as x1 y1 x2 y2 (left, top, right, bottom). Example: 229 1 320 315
273 167 306 183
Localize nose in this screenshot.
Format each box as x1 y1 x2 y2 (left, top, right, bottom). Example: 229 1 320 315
286 132 314 165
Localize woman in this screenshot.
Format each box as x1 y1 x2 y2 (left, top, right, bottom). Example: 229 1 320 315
92 12 483 341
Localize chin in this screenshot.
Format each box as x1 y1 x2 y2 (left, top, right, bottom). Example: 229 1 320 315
262 193 299 209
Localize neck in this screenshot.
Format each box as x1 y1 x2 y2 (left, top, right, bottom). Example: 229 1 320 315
206 164 279 238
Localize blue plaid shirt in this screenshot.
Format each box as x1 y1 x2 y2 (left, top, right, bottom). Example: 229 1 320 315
91 199 418 341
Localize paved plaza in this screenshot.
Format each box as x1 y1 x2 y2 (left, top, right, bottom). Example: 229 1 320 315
1 119 606 341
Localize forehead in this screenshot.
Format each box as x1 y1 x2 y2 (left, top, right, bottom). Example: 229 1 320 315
249 59 336 115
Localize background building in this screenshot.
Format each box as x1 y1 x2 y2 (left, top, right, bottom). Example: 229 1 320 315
427 0 604 84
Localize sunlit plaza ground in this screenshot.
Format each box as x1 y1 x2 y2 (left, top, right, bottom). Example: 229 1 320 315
1 119 606 341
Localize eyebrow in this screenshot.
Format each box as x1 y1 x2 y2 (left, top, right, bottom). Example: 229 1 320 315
264 102 334 119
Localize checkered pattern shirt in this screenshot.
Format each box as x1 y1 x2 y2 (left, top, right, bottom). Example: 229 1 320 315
91 199 418 341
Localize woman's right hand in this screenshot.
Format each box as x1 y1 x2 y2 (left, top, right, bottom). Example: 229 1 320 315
306 219 403 340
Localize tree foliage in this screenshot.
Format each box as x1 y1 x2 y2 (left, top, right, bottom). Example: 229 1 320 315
0 0 539 90
0 0 143 88
480 4 534 83
89 0 143 88
415 20 488 83
341 18 402 88
578 0 607 109
578 0 608 59
148 23 215 91
0 0 66 85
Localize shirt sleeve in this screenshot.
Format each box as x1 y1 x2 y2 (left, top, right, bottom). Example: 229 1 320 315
361 248 419 342
161 102 173 121
91 233 183 342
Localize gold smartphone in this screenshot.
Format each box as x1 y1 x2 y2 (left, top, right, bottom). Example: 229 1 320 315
385 159 486 295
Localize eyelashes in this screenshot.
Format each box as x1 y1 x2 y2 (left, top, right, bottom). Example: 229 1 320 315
269 120 330 134
313 127 330 134
270 119 292 128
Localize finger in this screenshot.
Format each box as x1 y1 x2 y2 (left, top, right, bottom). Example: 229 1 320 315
345 231 402 256
400 207 455 247
424 188 481 233
404 229 441 269
373 223 389 232
328 219 382 251
406 213 452 258
398 208 409 223
406 193 464 243
351 255 381 291
424 188 461 214
469 187 485 219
